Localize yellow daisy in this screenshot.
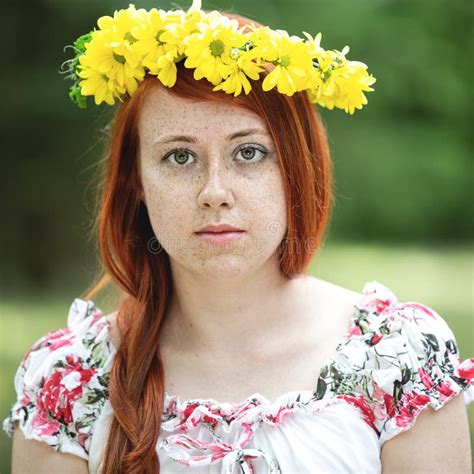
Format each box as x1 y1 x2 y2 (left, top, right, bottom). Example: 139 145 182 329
127 8 180 86
183 11 247 85
212 48 264 96
258 30 314 96
77 33 145 103
306 47 376 114
78 68 126 106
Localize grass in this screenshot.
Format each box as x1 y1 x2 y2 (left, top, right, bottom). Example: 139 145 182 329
0 241 473 472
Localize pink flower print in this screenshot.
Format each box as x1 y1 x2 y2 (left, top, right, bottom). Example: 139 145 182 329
395 391 431 428
47 329 75 351
370 333 383 345
418 367 434 390
370 382 387 423
202 407 226 430
27 329 73 355
269 405 293 425
374 298 392 314
178 402 202 429
19 393 30 407
32 408 61 437
384 393 396 418
36 355 96 425
349 325 362 336
457 358 474 382
401 302 436 319
436 380 455 403
341 394 377 432
89 310 104 328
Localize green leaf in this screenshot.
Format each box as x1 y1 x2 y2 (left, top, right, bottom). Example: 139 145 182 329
69 85 87 109
73 32 93 55
315 377 327 399
423 333 440 352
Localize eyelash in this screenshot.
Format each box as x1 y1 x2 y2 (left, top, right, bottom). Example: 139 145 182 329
161 144 269 166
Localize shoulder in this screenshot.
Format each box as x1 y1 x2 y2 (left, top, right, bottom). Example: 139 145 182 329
304 275 364 303
340 281 474 440
380 392 472 473
2 298 116 461
313 279 474 450
302 275 366 329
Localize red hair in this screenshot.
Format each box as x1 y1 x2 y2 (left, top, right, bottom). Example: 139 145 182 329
82 12 334 473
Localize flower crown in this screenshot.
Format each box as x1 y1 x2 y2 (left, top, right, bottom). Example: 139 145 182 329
61 0 376 114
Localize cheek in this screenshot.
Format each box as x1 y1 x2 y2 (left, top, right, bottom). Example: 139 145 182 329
141 175 191 237
245 167 288 239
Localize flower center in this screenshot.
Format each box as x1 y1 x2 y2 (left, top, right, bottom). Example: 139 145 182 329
322 68 332 81
279 55 290 67
125 32 138 44
155 29 166 45
210 39 225 57
113 53 126 64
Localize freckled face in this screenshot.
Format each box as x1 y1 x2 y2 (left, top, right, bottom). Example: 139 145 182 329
137 85 288 278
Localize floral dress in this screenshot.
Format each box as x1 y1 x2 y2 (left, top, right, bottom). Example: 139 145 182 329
3 281 474 473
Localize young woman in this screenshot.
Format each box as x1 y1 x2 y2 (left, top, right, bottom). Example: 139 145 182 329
4 2 473 473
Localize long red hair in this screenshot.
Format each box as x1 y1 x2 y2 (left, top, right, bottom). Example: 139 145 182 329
82 12 334 473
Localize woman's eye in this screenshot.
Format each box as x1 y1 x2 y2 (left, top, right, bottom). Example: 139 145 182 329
162 144 268 166
162 148 195 166
236 144 268 162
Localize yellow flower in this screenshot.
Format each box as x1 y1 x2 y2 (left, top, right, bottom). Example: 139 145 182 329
153 49 180 87
183 11 246 85
75 5 152 105
96 4 148 31
78 69 126 106
126 8 180 86
163 9 206 57
96 5 147 63
306 47 376 114
65 0 376 112
258 30 314 96
212 47 264 96
78 35 145 94
128 8 168 60
302 31 324 58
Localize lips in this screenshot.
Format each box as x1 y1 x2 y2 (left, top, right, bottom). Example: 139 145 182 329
196 224 244 233
195 230 245 245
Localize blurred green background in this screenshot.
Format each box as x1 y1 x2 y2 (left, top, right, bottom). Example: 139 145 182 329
1 0 473 472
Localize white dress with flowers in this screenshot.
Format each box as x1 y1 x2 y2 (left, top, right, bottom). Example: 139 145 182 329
3 281 474 473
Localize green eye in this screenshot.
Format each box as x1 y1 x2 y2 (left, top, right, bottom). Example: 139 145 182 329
162 144 268 166
236 144 268 162
162 148 194 166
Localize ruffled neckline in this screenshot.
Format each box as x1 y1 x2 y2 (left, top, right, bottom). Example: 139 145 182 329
74 280 398 412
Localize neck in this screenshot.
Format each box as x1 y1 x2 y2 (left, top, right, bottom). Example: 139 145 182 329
159 255 310 357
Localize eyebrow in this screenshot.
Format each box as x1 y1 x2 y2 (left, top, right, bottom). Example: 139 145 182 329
153 128 270 145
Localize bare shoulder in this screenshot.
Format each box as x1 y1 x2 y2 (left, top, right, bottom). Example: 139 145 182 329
12 422 88 474
304 275 365 309
381 393 472 473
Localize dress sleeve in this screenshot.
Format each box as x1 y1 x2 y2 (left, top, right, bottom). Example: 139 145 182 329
2 298 115 460
377 299 474 445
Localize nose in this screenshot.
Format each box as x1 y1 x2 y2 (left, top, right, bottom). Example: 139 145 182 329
197 161 235 209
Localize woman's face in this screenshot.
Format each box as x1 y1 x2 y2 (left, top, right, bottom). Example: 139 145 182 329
137 85 288 279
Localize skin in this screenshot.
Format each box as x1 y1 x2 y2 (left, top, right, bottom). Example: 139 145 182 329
137 85 320 361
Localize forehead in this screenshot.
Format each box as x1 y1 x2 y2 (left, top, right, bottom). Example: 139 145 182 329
138 86 268 139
